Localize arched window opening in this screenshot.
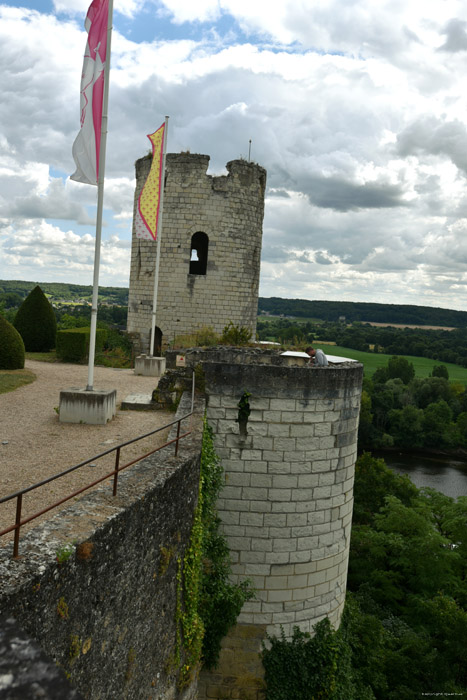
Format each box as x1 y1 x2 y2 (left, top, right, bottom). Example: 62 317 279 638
189 232 209 275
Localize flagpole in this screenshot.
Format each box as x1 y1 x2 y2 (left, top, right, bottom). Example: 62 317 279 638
86 0 114 391
149 115 169 357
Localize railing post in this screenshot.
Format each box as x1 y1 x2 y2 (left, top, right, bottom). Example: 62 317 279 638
175 420 181 456
113 447 121 497
13 493 22 559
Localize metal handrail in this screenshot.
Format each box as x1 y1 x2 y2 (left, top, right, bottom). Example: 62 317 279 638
0 375 195 558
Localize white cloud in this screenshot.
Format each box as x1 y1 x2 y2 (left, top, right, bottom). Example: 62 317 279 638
53 0 145 19
159 0 467 57
0 220 130 285
2 178 93 225
1 0 467 309
439 18 467 52
397 116 467 175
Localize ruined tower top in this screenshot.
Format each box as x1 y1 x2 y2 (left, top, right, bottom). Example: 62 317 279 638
127 153 267 353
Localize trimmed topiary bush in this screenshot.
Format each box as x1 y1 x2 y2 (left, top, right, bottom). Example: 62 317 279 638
14 285 57 352
0 315 25 369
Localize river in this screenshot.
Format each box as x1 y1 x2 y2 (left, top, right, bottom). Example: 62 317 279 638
374 451 467 499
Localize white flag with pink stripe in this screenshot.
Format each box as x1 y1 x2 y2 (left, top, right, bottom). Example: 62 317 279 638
71 0 109 186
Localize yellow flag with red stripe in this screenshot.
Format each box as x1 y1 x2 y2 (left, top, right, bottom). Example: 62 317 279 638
135 123 165 240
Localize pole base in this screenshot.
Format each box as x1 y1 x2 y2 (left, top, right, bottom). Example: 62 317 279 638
59 388 117 425
134 354 166 377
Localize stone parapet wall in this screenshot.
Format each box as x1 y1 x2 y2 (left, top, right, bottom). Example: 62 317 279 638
185 346 302 367
165 347 302 371
203 357 363 639
0 414 203 700
127 154 266 352
0 616 84 699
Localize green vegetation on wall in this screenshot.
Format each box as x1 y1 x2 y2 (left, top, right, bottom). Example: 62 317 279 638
198 420 254 668
220 322 252 346
14 285 57 352
173 323 253 350
0 315 25 370
175 418 254 687
262 620 355 700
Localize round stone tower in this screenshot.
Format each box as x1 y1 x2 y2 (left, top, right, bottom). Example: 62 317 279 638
197 349 363 699
127 154 267 353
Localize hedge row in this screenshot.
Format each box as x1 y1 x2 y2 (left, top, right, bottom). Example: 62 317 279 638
56 327 106 363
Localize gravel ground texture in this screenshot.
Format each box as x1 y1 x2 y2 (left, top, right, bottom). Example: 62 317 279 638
0 360 174 544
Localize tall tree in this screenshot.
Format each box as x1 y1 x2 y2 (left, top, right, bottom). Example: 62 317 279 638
14 285 57 352
387 356 415 385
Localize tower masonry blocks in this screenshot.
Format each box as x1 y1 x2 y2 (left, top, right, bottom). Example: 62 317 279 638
127 154 266 353
201 350 363 639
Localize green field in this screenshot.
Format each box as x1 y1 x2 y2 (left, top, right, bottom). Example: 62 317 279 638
318 344 467 384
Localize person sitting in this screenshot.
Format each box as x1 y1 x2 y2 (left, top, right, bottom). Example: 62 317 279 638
305 346 328 366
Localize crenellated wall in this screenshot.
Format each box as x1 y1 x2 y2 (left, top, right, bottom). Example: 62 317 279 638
127 154 266 352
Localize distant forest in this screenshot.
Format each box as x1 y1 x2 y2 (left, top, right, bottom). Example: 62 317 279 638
2 281 467 328
0 280 128 305
258 297 467 328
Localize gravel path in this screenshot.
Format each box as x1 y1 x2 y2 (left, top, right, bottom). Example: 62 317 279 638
0 360 173 544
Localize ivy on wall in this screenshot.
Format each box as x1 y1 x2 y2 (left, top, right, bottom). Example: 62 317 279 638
198 419 254 668
175 417 254 688
262 620 355 700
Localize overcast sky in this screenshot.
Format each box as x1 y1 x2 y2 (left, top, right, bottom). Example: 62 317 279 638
1 0 467 310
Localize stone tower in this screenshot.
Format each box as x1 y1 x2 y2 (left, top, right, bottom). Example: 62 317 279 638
127 153 267 353
196 348 363 699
